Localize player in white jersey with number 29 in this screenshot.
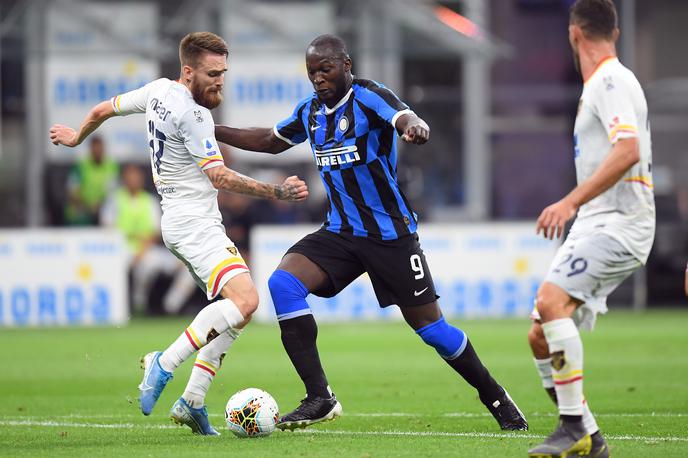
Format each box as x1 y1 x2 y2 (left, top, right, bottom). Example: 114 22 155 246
526 1 655 457
50 32 308 435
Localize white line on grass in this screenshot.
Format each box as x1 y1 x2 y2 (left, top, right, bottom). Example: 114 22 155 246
1 419 686 443
0 420 177 430
295 429 688 443
3 411 688 420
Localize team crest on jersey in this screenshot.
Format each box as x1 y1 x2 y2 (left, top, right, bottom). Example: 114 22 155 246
194 110 204 123
603 76 614 91
227 246 238 256
338 116 349 133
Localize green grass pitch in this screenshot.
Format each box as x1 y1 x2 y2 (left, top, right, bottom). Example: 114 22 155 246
1 310 687 457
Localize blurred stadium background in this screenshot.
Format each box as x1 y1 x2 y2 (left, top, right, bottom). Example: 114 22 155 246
0 0 686 324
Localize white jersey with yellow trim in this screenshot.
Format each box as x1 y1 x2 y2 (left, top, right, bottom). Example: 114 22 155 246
111 78 225 220
570 57 655 263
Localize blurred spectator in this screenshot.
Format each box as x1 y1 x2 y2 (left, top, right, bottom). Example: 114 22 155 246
101 164 196 314
65 136 119 225
217 191 261 261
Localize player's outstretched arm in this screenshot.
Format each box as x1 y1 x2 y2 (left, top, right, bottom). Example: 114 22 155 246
536 137 640 239
49 101 116 147
396 113 430 145
205 166 308 201
214 125 291 154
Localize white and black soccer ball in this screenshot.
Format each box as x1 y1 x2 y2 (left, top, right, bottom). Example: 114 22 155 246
225 388 279 437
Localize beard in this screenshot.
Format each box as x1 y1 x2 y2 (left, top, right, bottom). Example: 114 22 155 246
191 82 223 109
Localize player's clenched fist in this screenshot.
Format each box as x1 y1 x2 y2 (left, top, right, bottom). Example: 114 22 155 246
401 122 430 145
277 175 308 201
49 124 79 147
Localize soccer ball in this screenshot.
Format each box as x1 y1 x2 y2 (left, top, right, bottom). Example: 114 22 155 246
225 388 279 438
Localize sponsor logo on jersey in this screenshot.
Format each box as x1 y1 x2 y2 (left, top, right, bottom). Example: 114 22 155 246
314 145 360 167
157 185 177 195
227 246 238 256
203 137 219 157
194 110 204 123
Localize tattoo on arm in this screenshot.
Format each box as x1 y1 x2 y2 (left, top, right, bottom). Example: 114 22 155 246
212 168 278 199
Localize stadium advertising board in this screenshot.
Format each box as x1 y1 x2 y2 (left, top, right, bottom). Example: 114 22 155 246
251 224 559 322
222 2 332 163
44 2 159 163
0 229 128 327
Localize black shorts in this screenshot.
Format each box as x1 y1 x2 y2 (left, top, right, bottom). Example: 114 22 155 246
286 228 439 307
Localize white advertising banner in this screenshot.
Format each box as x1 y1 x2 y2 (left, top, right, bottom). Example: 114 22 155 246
45 2 159 163
0 229 128 327
251 224 559 322
222 2 332 163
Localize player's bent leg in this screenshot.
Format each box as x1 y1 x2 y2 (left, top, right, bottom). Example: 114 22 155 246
529 309 608 457
401 302 528 431
270 254 342 431
140 274 254 416
529 282 592 456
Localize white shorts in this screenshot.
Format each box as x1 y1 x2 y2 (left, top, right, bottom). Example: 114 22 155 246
161 216 249 300
531 233 641 331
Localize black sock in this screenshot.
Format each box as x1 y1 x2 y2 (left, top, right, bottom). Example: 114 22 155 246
444 340 504 404
545 387 558 404
279 314 331 399
561 414 583 424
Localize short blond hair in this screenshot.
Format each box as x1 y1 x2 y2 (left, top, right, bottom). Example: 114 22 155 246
179 32 228 68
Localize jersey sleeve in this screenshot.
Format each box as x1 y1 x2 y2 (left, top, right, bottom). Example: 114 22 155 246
178 108 225 171
273 96 310 146
111 79 161 116
356 81 412 128
593 76 639 144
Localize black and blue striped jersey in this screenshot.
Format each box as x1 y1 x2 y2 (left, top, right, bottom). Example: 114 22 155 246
274 79 417 240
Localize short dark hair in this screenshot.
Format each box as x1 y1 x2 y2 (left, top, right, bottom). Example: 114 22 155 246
307 34 349 60
570 0 618 40
179 32 228 68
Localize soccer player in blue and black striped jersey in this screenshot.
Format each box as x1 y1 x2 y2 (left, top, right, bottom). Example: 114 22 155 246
215 34 527 432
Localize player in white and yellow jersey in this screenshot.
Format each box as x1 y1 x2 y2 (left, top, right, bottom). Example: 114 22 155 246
50 32 308 435
526 1 654 457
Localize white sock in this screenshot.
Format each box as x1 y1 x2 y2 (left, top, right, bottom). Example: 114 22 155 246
182 328 241 408
534 357 555 389
158 298 244 373
582 398 599 435
535 356 598 433
542 318 584 416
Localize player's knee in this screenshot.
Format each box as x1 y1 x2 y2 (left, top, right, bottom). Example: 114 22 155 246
535 292 562 322
268 269 311 321
233 288 259 318
415 316 468 360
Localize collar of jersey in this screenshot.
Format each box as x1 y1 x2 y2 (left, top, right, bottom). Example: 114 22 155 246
322 87 353 115
173 79 194 97
584 56 617 85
